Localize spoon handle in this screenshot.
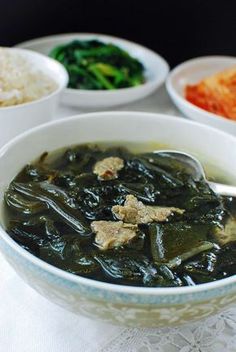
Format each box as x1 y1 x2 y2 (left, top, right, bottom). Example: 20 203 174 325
208 181 236 197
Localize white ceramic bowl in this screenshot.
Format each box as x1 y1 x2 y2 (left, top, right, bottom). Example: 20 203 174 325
0 111 236 328
17 33 169 109
166 56 236 135
0 48 68 147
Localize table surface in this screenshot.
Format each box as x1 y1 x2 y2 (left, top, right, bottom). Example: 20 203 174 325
1 86 236 352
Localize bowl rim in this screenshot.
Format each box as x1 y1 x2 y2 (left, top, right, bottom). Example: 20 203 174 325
16 32 170 95
0 47 69 111
1 110 236 296
166 55 236 126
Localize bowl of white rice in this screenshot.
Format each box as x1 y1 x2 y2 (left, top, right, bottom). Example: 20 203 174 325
0 47 68 147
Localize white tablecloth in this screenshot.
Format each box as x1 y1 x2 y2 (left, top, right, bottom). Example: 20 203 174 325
1 86 236 352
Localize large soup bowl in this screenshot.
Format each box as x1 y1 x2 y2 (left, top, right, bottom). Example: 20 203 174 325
0 111 235 328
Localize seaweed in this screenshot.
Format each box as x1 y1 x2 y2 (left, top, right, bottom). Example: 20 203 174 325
4 144 236 287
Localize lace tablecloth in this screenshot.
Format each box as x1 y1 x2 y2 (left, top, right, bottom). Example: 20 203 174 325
1 86 235 352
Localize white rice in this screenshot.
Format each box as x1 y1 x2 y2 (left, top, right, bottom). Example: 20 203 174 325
0 48 58 107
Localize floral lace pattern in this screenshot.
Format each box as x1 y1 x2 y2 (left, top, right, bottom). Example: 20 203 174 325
102 308 236 352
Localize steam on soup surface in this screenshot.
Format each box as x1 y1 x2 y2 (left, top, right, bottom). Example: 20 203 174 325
4 143 236 287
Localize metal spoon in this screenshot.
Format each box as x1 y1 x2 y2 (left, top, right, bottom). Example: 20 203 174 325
153 150 236 197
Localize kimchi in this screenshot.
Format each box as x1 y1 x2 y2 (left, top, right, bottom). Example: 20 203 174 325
185 67 236 120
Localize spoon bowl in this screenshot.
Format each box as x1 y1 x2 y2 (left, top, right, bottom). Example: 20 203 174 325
154 150 236 197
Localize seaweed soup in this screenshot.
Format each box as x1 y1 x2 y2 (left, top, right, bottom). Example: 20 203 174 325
4 143 236 287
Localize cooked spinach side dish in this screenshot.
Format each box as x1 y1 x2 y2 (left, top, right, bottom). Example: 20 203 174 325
4 144 236 287
49 40 145 90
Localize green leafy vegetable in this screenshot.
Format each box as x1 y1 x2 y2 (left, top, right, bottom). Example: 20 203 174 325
49 40 145 90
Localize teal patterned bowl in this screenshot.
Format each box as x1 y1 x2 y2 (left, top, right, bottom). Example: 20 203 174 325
0 111 235 327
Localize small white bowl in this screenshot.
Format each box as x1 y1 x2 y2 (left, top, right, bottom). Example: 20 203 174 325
17 33 169 109
166 56 236 135
0 48 68 147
